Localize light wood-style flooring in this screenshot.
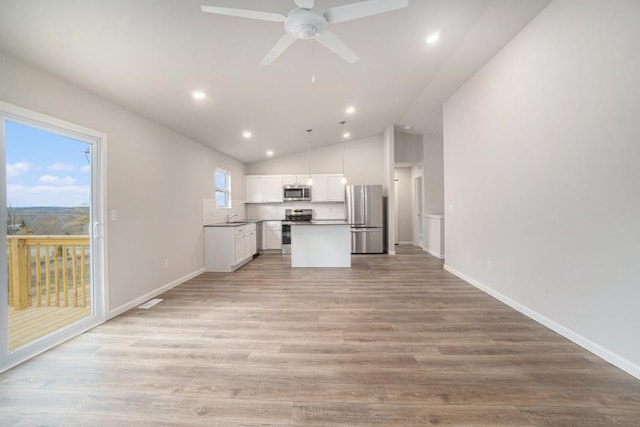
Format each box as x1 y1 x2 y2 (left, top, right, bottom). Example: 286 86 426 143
1 246 639 426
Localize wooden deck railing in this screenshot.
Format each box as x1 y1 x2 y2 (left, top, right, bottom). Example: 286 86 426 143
7 235 90 310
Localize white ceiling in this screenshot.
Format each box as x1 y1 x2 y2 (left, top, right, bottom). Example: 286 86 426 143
0 0 550 163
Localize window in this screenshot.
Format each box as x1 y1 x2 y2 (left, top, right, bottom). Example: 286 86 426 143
215 168 231 208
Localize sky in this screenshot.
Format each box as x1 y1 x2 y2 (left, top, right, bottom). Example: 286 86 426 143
5 120 91 207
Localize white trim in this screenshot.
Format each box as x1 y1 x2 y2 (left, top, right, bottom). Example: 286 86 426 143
443 263 640 380
108 268 204 319
424 247 444 259
397 241 414 245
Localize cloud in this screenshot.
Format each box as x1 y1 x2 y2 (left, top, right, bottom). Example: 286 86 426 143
47 162 75 172
39 175 77 185
7 184 90 207
81 164 91 173
6 161 32 178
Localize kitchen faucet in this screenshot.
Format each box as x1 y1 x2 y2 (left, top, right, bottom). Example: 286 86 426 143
225 213 238 223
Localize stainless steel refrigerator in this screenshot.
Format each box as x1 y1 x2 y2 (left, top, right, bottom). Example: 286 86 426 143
346 184 384 254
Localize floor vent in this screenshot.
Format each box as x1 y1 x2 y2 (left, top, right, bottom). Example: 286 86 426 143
138 298 163 309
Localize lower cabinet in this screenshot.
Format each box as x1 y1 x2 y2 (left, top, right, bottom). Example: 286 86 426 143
205 223 257 272
262 221 282 251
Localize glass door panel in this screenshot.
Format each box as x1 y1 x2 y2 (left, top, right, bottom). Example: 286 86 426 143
5 121 93 350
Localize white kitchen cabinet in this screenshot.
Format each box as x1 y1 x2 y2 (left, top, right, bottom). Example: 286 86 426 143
205 223 257 272
282 175 310 186
245 175 283 203
245 229 257 258
262 220 282 250
311 174 345 202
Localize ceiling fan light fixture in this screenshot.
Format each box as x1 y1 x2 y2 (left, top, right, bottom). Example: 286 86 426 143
285 9 327 40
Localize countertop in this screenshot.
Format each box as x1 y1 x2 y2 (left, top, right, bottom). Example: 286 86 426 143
204 220 258 227
292 220 351 226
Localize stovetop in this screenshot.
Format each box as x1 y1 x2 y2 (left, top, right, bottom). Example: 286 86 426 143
283 208 312 222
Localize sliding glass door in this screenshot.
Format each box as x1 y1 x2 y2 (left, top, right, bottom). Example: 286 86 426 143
0 102 105 371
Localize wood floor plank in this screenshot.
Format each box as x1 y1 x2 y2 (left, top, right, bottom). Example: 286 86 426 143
2 245 640 426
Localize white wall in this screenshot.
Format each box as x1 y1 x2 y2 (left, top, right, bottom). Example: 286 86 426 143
394 167 413 243
394 132 423 164
247 134 384 186
443 0 640 377
383 125 395 254
423 134 444 215
0 52 246 315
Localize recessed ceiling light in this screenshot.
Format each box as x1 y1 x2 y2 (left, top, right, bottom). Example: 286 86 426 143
266 150 274 157
342 132 351 139
404 125 412 131
191 90 206 100
426 32 440 45
242 130 253 139
346 106 356 115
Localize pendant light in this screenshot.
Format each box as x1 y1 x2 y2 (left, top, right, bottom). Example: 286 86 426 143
306 128 313 185
340 121 348 184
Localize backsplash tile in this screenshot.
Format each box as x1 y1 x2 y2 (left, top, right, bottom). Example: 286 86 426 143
203 199 246 225
246 202 345 221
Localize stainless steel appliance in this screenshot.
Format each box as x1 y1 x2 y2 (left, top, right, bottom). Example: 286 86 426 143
346 185 384 254
281 208 312 254
283 185 311 202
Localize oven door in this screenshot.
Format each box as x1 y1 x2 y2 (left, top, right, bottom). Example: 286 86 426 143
281 223 291 254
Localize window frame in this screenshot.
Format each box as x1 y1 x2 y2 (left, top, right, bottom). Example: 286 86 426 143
215 168 231 209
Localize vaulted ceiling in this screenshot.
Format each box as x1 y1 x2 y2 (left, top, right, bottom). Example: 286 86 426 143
0 0 550 163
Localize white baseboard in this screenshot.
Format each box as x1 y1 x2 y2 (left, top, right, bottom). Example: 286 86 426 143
424 247 444 259
108 268 205 319
443 264 640 380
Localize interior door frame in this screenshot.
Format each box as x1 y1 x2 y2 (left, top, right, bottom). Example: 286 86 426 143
412 164 424 248
0 101 107 373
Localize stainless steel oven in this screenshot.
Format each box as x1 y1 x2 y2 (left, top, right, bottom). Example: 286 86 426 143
281 209 312 254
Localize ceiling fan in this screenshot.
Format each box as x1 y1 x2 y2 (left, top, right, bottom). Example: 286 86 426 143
201 0 409 65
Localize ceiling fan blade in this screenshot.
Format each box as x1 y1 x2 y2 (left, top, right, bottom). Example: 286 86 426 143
324 0 408 24
260 34 297 65
201 5 286 22
294 0 315 9
315 31 359 64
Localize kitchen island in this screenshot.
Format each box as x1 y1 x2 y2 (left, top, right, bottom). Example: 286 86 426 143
290 221 351 268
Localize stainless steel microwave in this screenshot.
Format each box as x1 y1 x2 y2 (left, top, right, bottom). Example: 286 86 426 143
283 185 311 202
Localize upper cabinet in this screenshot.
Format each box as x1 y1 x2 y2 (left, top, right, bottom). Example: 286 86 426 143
282 175 310 186
245 175 283 203
245 174 344 203
312 174 345 203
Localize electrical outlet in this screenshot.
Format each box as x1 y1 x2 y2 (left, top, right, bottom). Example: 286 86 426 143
487 260 493 271
110 209 118 221
447 204 453 213
163 258 169 269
